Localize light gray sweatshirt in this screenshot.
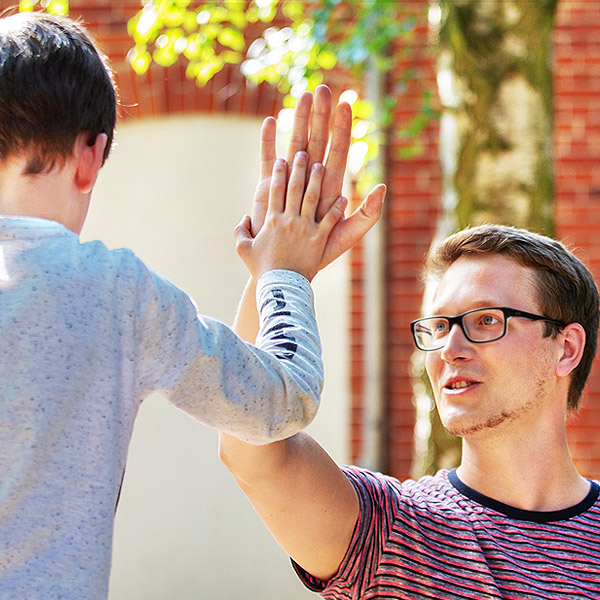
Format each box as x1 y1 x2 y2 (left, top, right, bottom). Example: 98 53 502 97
0 217 323 599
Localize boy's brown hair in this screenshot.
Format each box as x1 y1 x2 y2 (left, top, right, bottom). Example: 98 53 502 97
0 12 117 173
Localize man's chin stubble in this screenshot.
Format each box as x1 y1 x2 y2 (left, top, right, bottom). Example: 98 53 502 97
446 400 538 438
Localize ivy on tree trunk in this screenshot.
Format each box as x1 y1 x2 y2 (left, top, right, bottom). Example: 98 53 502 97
439 0 557 235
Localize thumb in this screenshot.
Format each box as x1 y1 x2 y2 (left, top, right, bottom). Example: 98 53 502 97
234 214 253 258
361 183 386 220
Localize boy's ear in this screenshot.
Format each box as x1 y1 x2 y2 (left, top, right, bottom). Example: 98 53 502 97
74 133 108 194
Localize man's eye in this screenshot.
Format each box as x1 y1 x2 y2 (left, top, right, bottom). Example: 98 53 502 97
433 320 448 333
480 314 500 326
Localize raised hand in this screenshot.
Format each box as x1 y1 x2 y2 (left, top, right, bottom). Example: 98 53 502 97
235 151 347 282
251 85 386 269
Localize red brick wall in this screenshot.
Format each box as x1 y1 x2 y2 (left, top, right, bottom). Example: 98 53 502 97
378 0 600 481
348 190 367 465
345 2 441 477
384 8 441 478
554 1 600 478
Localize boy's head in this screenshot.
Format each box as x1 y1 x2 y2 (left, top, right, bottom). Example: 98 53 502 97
0 12 117 174
425 224 600 409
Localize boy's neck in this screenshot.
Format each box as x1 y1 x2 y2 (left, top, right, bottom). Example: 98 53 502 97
0 154 89 234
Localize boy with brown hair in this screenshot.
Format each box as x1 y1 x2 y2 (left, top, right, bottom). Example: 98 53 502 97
0 12 385 598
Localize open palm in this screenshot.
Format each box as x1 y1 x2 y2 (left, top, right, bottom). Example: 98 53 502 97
250 85 386 271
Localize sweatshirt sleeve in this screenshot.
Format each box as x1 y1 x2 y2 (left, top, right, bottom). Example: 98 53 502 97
135 267 323 444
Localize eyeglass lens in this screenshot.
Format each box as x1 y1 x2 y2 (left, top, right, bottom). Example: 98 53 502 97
415 308 507 349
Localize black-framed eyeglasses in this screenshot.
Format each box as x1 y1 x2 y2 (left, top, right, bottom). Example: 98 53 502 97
410 306 566 351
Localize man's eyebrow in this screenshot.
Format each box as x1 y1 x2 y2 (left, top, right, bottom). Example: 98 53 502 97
428 300 502 315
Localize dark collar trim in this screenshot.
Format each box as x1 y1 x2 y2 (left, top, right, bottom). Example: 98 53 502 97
448 468 600 523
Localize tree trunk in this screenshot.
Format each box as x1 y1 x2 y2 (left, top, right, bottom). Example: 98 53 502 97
413 0 558 476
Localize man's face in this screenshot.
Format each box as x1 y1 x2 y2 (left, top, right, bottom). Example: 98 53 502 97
425 254 560 439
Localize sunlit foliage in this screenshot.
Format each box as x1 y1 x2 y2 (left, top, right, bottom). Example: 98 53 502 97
128 1 434 178
19 0 68 15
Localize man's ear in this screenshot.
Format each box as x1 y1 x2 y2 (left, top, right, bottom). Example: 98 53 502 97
556 322 586 378
74 133 108 194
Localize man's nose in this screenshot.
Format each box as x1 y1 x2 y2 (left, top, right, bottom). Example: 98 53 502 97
440 322 473 362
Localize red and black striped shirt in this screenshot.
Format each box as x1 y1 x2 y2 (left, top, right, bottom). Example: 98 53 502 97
293 467 600 599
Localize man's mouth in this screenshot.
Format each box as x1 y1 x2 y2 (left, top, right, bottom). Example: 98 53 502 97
444 379 478 391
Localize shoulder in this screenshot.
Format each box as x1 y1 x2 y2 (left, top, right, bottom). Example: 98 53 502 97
34 227 144 283
76 241 185 299
49 235 193 317
309 467 472 593
341 466 467 523
77 239 145 277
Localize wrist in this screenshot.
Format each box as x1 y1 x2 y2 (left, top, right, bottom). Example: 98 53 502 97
257 269 311 288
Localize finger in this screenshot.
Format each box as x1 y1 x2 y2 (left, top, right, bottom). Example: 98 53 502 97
251 179 270 236
253 117 278 236
339 185 386 238
300 162 325 220
286 91 313 164
317 195 349 238
260 116 277 180
233 214 253 258
319 184 386 269
317 101 352 220
358 184 387 220
285 151 309 215
306 85 332 169
268 159 288 214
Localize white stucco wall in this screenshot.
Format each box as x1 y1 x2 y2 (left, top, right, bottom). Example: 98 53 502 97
81 114 350 600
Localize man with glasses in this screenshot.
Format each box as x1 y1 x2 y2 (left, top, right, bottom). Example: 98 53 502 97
222 221 600 598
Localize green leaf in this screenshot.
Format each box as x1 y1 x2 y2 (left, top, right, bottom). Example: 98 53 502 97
228 10 248 29
282 1 306 21
183 11 199 32
398 141 424 160
20 0 69 14
283 94 297 108
164 6 188 27
353 99 374 120
212 6 230 23
222 50 243 64
257 4 277 22
202 23 222 40
316 49 337 70
128 46 152 75
123 0 429 169
246 5 260 23
183 35 206 60
18 0 36 11
47 0 69 15
129 8 160 44
153 45 179 68
185 59 200 79
218 27 246 51
195 56 225 85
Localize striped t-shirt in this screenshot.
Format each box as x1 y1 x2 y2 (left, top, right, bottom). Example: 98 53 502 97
293 466 600 599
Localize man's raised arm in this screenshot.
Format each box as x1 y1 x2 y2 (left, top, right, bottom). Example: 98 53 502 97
220 85 385 581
